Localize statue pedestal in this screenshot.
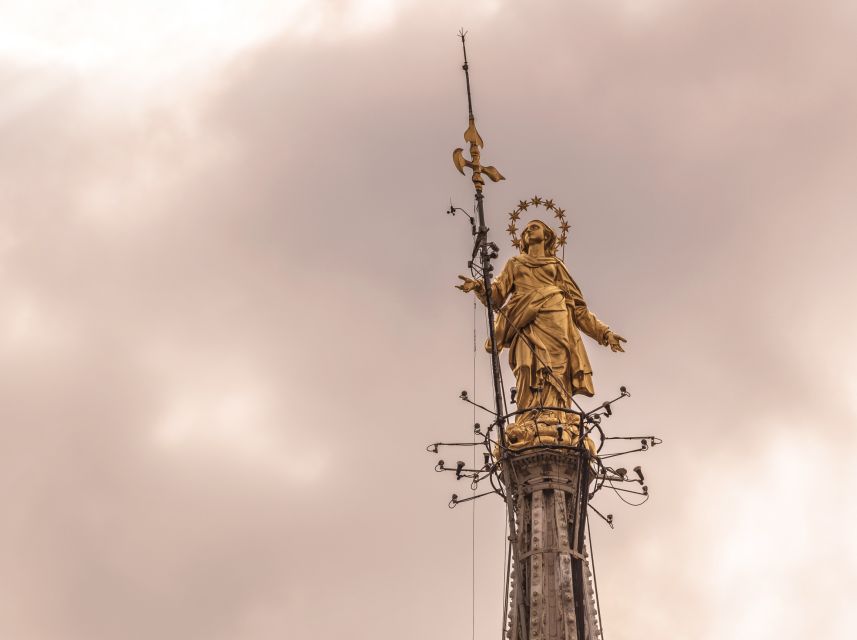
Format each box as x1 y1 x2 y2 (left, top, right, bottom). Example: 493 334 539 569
502 449 601 640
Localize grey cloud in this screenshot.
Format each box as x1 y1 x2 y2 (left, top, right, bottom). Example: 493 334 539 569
2 1 856 638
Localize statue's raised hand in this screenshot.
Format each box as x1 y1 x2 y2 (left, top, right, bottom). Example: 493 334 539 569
455 275 484 295
605 331 627 353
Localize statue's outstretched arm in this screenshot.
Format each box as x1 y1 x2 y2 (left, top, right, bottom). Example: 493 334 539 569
572 304 627 352
455 260 513 308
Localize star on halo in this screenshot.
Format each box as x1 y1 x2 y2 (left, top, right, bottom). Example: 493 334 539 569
518 200 530 211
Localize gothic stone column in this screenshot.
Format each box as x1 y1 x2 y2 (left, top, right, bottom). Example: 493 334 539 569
504 449 601 640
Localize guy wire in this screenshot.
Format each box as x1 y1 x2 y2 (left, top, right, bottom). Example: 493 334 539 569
472 298 477 640
586 516 605 638
502 514 510 639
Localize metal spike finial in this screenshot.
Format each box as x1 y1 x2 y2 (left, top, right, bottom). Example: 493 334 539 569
452 31 505 193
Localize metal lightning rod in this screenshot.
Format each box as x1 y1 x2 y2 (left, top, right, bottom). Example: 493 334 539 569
452 29 506 440
451 32 518 634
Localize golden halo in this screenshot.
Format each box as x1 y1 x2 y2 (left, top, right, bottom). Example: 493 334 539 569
506 196 571 254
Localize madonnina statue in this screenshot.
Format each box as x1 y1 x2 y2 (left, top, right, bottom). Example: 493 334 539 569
456 218 626 449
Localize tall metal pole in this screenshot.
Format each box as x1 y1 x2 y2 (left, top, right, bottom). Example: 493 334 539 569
454 31 506 440
452 31 520 638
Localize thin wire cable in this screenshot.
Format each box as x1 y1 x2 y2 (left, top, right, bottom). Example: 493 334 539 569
606 479 649 506
587 516 605 639
472 298 477 640
471 296 512 640
501 508 510 639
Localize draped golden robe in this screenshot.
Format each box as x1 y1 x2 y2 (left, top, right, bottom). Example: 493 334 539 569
481 254 610 421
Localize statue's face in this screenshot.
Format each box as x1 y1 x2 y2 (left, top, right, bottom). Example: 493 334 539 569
523 221 546 244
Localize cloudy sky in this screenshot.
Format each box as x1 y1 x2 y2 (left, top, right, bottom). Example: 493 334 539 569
2 1 857 638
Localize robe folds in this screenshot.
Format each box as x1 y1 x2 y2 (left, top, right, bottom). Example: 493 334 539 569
481 254 610 412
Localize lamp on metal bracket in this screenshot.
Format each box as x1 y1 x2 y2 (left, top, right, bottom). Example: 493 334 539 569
455 461 466 479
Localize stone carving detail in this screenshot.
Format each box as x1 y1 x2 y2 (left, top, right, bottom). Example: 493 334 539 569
505 450 602 640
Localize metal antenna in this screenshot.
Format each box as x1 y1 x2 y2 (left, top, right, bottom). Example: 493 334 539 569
451 30 506 441
459 29 475 122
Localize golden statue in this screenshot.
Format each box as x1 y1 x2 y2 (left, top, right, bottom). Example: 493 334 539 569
456 204 626 450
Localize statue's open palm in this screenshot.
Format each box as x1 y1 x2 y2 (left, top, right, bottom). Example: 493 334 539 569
606 332 627 352
455 275 484 294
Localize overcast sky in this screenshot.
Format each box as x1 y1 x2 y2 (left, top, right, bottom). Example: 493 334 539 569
2 1 857 639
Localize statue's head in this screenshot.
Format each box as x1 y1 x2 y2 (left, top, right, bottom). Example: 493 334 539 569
520 219 558 256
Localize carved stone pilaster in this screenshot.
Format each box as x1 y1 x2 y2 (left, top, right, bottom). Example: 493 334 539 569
503 449 601 640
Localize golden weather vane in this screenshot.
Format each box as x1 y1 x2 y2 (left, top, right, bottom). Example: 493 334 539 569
452 29 505 193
